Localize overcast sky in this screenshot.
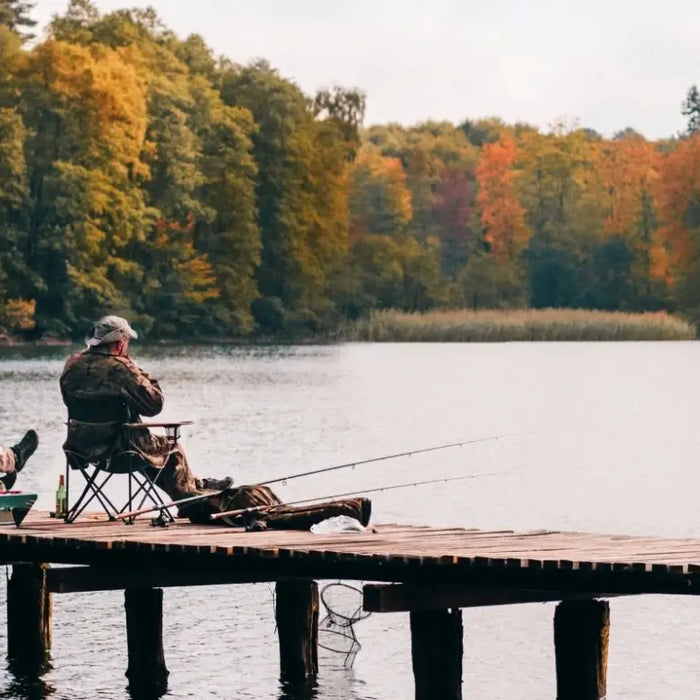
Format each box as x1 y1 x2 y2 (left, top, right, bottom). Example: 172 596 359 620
30 0 700 139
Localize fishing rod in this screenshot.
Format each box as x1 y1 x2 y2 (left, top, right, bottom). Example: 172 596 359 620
210 471 507 522
116 433 516 522
259 433 516 488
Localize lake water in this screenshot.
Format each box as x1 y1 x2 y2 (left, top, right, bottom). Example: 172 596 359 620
0 341 699 699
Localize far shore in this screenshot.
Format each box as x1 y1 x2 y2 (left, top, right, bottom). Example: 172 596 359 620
343 308 696 342
0 308 696 347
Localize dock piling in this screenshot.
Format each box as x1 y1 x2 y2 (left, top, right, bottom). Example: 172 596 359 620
7 563 52 673
554 599 609 700
124 587 169 697
410 608 463 700
275 580 319 682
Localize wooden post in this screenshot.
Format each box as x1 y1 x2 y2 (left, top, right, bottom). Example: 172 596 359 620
554 600 610 700
275 580 319 682
410 608 463 700
124 588 169 697
7 563 52 673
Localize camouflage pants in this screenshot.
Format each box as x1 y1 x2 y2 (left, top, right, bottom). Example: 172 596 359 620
110 436 204 503
0 445 15 475
197 484 371 530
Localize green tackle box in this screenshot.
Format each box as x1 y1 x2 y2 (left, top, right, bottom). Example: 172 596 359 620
0 492 38 527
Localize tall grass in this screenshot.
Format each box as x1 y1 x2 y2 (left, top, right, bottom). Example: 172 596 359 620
344 308 696 342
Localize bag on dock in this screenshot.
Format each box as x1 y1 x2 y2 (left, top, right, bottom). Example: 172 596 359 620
186 484 372 531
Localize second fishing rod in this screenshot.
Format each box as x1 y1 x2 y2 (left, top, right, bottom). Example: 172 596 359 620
259 432 515 488
210 470 507 522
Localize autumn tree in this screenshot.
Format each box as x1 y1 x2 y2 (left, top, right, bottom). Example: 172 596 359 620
432 168 474 276
349 147 412 238
682 85 700 135
12 38 152 332
312 86 365 160
221 61 360 331
592 135 664 308
365 122 478 276
0 0 690 338
516 126 608 307
0 108 31 319
194 83 261 333
475 135 530 261
48 3 261 336
459 117 506 148
652 134 700 320
0 0 35 41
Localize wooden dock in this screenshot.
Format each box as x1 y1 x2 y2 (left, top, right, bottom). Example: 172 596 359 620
4 512 700 699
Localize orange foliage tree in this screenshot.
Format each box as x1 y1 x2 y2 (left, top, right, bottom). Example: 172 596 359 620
653 135 700 282
475 136 530 260
596 137 659 240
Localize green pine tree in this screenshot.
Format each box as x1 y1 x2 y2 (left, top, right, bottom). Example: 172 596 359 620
0 0 36 41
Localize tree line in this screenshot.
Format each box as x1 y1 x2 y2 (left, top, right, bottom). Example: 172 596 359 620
1 0 700 340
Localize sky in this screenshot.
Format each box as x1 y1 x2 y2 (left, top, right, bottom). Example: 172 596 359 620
30 0 700 139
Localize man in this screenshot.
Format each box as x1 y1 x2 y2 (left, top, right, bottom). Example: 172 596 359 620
59 316 231 512
61 315 371 529
0 430 38 491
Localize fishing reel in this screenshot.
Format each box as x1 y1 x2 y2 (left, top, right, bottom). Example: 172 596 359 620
150 510 171 528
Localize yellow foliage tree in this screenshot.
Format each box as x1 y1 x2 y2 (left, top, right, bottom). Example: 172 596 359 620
350 147 413 238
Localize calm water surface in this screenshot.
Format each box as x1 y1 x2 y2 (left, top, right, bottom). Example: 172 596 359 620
0 341 698 699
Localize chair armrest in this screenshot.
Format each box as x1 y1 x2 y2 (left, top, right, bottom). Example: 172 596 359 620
124 422 194 429
124 421 193 444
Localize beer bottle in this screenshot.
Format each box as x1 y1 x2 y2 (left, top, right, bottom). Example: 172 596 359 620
55 474 67 517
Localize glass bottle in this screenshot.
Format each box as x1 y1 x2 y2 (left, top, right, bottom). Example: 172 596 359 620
55 474 67 517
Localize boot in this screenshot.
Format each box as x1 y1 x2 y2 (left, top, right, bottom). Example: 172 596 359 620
0 472 16 491
201 476 234 492
1 429 38 491
359 498 372 527
11 429 38 472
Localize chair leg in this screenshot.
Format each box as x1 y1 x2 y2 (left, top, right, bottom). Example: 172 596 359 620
66 469 121 523
128 472 174 522
119 475 151 514
65 469 101 524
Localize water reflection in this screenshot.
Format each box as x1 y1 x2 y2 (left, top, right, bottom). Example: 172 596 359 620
1 661 54 700
126 682 168 700
278 678 318 700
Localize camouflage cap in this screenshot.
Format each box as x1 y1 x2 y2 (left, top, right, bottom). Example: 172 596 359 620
86 315 138 347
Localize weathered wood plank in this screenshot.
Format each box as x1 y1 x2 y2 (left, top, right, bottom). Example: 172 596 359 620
554 600 609 700
363 584 626 612
276 580 319 682
5 513 700 600
47 565 282 592
411 608 463 700
125 588 169 696
7 563 52 673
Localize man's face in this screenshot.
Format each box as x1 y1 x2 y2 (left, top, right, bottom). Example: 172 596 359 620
118 338 130 356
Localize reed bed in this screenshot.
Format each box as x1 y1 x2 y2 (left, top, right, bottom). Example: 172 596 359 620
345 308 696 342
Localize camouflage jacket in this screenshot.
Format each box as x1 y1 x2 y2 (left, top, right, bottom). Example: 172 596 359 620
60 349 164 463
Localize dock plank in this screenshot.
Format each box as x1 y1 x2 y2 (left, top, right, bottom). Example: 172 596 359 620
3 513 700 596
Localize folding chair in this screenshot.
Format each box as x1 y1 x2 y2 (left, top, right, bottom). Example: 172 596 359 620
63 449 168 524
63 421 192 524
